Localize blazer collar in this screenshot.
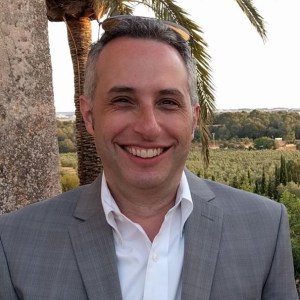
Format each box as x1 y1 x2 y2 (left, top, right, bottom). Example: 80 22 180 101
69 175 122 300
72 175 103 220
182 170 223 300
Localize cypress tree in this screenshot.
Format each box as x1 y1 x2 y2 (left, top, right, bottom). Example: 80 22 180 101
261 167 266 195
274 164 280 200
254 178 260 194
231 176 240 189
247 170 252 185
279 155 287 185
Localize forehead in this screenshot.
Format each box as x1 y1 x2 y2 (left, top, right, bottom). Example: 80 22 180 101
100 36 184 61
96 37 188 85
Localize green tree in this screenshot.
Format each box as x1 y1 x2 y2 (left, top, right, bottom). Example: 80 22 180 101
254 178 260 194
247 170 252 185
287 159 300 185
239 176 253 192
231 176 240 189
280 155 288 185
261 167 266 195
254 137 274 150
294 160 300 185
46 0 266 184
295 125 300 140
212 110 300 142
267 178 274 199
59 139 76 153
279 191 300 280
274 164 280 200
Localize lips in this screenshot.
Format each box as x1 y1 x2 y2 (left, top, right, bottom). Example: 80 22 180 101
124 146 165 158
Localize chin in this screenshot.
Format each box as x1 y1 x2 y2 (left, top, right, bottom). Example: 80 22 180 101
127 172 170 190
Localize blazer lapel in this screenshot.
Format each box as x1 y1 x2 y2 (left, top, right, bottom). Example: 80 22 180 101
69 175 122 300
181 171 223 300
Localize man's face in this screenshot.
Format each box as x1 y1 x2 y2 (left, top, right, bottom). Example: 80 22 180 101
81 37 199 192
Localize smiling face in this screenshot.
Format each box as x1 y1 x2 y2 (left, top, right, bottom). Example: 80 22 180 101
80 37 199 194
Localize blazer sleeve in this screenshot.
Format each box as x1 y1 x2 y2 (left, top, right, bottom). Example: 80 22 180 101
0 236 19 299
262 204 298 299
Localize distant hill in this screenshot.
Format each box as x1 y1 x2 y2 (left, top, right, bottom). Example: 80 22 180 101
56 108 300 120
216 108 300 113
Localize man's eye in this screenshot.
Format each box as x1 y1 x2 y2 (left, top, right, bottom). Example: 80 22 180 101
112 97 133 106
160 99 179 108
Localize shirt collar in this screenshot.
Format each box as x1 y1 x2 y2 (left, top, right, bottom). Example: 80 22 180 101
174 171 193 236
101 171 193 238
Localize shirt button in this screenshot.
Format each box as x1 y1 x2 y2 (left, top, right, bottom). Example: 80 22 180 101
152 253 159 262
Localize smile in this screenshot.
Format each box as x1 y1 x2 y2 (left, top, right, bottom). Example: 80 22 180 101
124 146 165 158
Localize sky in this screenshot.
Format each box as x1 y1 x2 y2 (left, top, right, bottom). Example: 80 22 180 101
48 0 300 112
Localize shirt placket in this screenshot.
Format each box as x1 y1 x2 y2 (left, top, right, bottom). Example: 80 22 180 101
143 212 172 300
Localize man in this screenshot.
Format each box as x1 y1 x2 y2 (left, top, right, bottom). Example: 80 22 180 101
0 16 298 300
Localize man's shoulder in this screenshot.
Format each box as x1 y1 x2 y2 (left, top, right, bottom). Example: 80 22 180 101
185 169 286 244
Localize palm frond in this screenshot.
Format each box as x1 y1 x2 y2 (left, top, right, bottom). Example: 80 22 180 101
116 3 134 15
235 0 267 41
92 0 134 19
92 0 110 19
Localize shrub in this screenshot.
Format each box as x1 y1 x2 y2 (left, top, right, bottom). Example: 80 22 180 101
60 173 79 192
254 137 274 150
60 153 78 169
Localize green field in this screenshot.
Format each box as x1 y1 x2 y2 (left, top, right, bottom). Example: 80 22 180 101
187 147 300 186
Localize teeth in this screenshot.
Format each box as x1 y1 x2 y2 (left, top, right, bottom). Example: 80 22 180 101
125 147 163 158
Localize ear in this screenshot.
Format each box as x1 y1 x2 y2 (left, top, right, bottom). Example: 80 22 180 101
80 95 94 136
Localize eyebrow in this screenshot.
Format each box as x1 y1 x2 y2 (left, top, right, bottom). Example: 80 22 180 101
108 86 184 97
158 89 184 97
108 86 134 94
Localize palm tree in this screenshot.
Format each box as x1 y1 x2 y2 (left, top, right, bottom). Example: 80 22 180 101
46 0 267 185
0 0 61 213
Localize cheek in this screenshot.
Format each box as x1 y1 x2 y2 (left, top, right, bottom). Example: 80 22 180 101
167 121 194 142
93 117 126 140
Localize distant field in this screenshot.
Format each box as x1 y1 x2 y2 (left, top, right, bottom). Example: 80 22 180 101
187 146 300 185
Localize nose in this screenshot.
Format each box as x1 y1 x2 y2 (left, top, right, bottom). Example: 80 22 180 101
133 105 161 140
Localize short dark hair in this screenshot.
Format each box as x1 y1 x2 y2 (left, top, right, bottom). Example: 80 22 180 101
84 16 198 106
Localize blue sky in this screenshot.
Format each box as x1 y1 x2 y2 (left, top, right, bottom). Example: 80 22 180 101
49 0 300 112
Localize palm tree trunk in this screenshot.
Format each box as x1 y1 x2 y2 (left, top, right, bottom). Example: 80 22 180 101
0 0 61 213
66 17 102 185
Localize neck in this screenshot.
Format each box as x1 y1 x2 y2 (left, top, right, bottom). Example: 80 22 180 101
106 179 180 241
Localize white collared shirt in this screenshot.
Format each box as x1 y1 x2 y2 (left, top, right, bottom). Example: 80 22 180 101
101 172 193 300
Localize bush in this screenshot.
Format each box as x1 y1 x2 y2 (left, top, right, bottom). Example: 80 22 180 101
59 138 76 153
60 153 78 169
254 137 274 150
60 173 79 192
57 120 76 153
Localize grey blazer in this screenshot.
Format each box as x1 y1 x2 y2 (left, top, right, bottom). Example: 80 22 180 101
0 170 298 299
